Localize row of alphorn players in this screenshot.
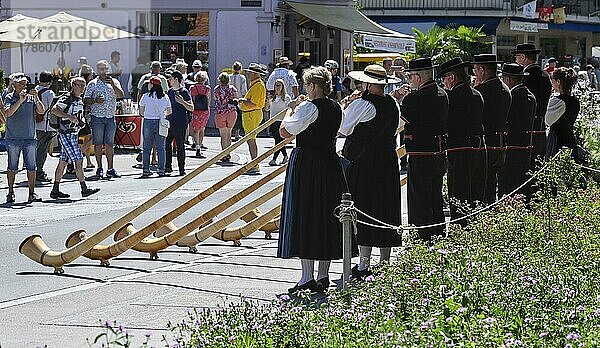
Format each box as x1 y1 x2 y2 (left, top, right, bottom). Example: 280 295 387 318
395 46 552 241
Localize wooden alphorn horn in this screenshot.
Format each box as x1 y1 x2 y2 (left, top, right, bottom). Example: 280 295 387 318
215 205 281 242
115 184 284 258
20 107 291 273
177 184 283 248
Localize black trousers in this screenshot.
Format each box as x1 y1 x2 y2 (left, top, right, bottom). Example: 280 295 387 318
407 155 446 241
498 149 531 197
36 130 56 174
269 121 287 160
484 149 506 203
447 150 486 224
166 124 187 172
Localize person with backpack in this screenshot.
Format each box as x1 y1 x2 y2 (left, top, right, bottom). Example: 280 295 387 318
49 77 100 199
34 71 57 183
189 71 210 158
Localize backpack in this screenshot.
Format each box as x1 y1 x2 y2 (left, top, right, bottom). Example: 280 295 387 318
48 94 74 130
35 88 50 123
192 85 209 111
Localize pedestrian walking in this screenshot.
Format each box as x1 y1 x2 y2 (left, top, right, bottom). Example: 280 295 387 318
340 64 402 277
395 58 448 241
34 71 57 183
498 63 536 197
50 77 100 199
189 71 211 157
472 54 512 203
3 73 45 203
278 66 346 293
441 57 485 224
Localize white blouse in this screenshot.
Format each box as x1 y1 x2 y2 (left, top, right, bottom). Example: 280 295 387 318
140 93 171 120
545 95 565 127
339 98 404 136
281 100 318 135
269 94 292 120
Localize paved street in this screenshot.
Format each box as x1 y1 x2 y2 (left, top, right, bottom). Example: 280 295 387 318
0 136 407 347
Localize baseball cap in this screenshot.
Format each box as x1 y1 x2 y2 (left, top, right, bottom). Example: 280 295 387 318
149 76 162 86
548 57 557 63
77 56 87 64
151 60 162 68
192 60 202 68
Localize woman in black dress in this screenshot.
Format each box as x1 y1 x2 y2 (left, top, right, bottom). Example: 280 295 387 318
545 67 580 159
340 65 402 279
278 66 346 293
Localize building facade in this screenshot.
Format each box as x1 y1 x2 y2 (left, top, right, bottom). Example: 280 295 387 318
360 0 600 65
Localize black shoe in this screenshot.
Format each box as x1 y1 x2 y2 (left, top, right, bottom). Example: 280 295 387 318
28 193 42 203
351 265 373 281
6 193 15 204
288 280 320 294
200 144 208 150
179 170 186 176
165 167 173 173
81 188 100 197
36 173 52 183
50 190 70 199
316 277 330 291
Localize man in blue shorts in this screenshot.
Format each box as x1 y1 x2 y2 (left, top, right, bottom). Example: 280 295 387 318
50 77 100 199
84 60 124 178
3 73 45 203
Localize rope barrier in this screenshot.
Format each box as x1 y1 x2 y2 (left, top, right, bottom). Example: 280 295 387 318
577 163 600 174
335 150 565 235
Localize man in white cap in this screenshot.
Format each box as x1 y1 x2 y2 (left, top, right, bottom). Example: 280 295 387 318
3 73 45 203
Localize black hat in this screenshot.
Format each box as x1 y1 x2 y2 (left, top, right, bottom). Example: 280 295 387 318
405 57 435 72
511 43 541 55
472 54 503 64
439 57 470 75
501 63 529 76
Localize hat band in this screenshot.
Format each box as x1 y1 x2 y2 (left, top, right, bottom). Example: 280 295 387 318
364 71 387 82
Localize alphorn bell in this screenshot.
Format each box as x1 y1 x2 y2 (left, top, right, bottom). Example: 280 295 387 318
176 185 283 248
239 209 280 239
115 184 284 258
214 205 281 242
20 107 291 273
66 139 291 264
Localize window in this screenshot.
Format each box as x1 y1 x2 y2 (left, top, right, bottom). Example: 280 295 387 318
138 12 209 37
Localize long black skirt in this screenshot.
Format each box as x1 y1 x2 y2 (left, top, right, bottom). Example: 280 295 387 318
277 147 346 260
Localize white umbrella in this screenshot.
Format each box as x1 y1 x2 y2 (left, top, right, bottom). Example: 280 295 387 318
0 11 137 71
0 14 43 70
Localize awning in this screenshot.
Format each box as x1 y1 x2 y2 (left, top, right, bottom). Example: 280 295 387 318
286 1 413 39
372 16 502 36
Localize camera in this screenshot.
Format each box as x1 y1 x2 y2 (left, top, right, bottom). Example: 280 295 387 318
26 83 35 93
227 99 238 106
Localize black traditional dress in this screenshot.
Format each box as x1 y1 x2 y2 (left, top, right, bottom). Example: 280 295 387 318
546 94 580 158
341 93 402 247
277 98 346 260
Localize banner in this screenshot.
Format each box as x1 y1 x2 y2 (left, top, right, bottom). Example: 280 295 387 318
554 7 566 24
510 20 548 32
539 6 552 22
354 33 416 53
522 0 537 19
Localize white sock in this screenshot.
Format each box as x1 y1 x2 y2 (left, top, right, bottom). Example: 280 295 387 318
195 144 201 150
299 259 314 285
358 245 372 271
380 247 391 263
317 260 331 280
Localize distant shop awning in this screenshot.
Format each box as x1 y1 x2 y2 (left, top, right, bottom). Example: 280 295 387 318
371 16 502 36
286 1 413 39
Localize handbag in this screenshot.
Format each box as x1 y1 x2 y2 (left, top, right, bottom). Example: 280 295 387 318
158 118 170 137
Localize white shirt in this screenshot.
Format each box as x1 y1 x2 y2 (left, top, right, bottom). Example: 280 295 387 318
34 85 56 131
339 97 404 136
230 73 248 98
269 94 292 120
281 100 318 135
545 95 565 127
266 68 299 96
139 93 171 120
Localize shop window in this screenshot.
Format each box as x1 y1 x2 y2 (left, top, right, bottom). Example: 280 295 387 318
138 12 209 37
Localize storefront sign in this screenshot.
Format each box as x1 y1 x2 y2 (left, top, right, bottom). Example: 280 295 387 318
354 33 415 53
510 20 548 32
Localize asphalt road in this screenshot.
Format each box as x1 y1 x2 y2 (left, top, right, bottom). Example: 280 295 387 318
0 136 407 347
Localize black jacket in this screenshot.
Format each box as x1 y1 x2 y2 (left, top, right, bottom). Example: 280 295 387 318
523 64 552 130
475 77 511 147
446 82 485 149
401 80 448 154
506 84 536 147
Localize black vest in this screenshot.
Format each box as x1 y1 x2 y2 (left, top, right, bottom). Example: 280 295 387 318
549 94 579 149
296 97 341 154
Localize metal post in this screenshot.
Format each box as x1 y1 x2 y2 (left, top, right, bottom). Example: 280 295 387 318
340 192 353 291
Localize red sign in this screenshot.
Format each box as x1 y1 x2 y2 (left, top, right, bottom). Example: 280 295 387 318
115 115 142 147
539 6 552 22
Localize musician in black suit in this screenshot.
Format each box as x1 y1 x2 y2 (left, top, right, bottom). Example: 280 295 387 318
472 54 512 203
498 63 536 197
395 58 448 241
440 57 485 223
513 43 552 167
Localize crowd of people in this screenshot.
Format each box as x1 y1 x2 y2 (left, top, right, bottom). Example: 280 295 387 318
0 43 591 294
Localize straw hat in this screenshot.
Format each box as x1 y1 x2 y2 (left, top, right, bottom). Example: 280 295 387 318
246 63 268 76
348 64 400 85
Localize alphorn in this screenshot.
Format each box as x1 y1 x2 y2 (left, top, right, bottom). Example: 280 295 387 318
114 184 284 258
176 185 283 248
239 209 281 238
19 107 291 273
215 205 281 242
63 137 292 265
